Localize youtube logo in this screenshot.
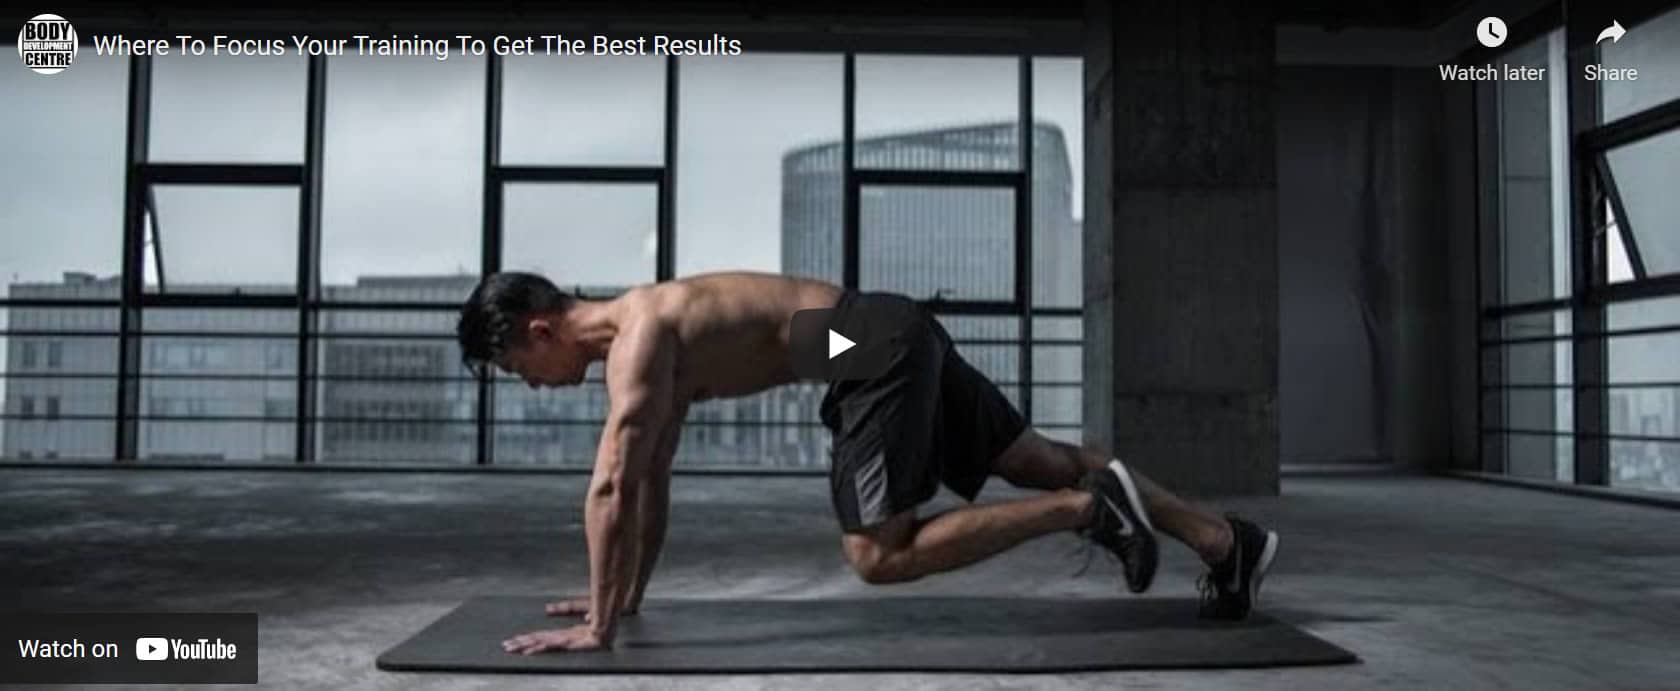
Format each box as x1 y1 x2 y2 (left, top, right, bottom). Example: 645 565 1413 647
1 613 256 683
135 637 168 661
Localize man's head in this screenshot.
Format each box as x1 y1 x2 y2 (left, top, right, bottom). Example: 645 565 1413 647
456 272 589 388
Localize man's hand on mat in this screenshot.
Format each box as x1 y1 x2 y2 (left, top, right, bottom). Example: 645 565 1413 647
502 624 609 654
544 597 639 622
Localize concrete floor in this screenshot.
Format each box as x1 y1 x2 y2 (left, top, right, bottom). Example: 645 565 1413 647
2 467 1678 690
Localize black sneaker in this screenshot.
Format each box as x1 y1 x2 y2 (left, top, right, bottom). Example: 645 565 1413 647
1198 515 1279 620
1077 460 1159 593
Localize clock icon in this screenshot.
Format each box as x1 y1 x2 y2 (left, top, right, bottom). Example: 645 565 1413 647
1477 16 1508 48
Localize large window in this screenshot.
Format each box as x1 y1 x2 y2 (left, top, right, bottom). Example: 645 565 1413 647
149 52 306 163
146 186 300 293
859 185 1015 301
1031 57 1082 310
321 52 484 298
490 54 669 466
138 310 297 462
314 310 475 464
849 54 1081 439
1592 9 1680 492
1599 8 1680 123
502 54 665 166
1481 9 1680 493
0 53 126 299
1607 297 1680 491
0 53 126 459
1480 31 1573 482
676 54 842 279
1030 57 1084 443
493 363 604 467
1491 33 1569 307
1 306 118 461
1 47 1083 468
502 183 659 288
1601 129 1680 279
855 55 1020 170
1482 311 1574 481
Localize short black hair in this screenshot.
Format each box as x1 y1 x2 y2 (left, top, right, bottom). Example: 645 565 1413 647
456 272 575 377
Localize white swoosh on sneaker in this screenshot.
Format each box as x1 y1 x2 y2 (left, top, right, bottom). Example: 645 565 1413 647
1101 496 1135 537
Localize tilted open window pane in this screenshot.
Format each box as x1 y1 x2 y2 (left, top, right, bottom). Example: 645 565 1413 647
146 186 299 294
1604 128 1680 277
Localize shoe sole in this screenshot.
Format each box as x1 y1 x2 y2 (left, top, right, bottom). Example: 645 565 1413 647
1250 530 1279 608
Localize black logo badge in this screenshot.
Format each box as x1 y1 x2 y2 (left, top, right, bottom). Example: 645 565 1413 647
18 15 77 75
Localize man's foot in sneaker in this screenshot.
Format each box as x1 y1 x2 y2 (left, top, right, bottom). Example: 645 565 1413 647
1198 515 1279 620
1077 460 1159 593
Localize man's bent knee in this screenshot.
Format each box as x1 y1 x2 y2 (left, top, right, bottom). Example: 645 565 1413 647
844 544 920 585
841 510 920 585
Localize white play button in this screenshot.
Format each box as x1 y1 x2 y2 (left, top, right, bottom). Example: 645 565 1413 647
828 329 856 359
790 308 894 381
135 636 169 661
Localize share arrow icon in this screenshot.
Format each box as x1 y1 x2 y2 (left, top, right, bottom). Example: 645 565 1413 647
1597 20 1626 45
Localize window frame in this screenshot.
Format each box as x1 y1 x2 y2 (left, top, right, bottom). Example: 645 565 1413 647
3 44 1083 469
1478 10 1680 490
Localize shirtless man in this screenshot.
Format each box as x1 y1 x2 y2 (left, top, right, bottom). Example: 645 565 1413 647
454 271 1280 654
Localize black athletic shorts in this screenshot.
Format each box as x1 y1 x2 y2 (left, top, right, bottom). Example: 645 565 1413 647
820 291 1029 533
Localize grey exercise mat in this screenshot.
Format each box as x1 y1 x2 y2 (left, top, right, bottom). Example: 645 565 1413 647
377 596 1358 673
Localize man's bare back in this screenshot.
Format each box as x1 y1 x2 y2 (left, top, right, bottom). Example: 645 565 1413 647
606 272 841 403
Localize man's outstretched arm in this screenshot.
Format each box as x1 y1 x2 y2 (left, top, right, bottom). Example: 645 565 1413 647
503 319 674 655
541 402 686 620
624 401 685 613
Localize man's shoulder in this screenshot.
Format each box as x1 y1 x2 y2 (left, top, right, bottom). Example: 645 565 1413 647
618 307 680 346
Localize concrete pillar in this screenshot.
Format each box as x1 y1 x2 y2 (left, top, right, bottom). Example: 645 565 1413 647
1083 0 1279 495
